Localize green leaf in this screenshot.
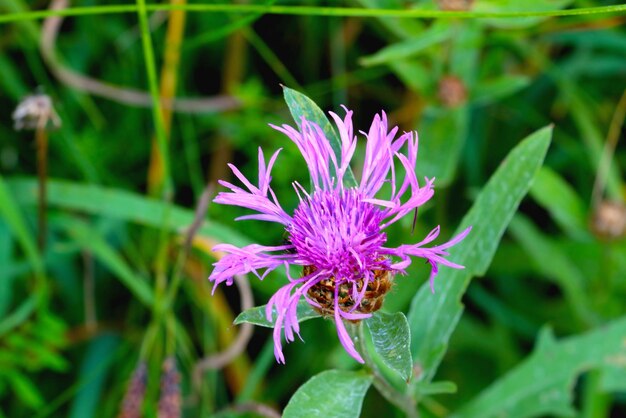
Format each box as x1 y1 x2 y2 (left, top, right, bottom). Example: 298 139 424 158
234 300 320 327
69 334 119 418
389 60 431 93
413 380 457 396
599 363 626 392
7 371 44 409
475 0 573 29
529 167 588 238
450 20 483 86
416 21 480 186
408 126 553 383
7 177 249 247
451 318 626 418
0 219 14 318
359 21 451 66
508 214 594 325
6 177 286 296
365 311 413 381
282 86 358 188
61 218 154 307
0 175 43 277
283 370 373 418
0 296 38 338
417 107 469 186
554 73 622 200
472 75 532 105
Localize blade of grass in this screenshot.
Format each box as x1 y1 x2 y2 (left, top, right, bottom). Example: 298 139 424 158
147 0 186 196
0 175 44 276
2 4 626 25
61 218 154 307
451 319 626 418
7 177 287 295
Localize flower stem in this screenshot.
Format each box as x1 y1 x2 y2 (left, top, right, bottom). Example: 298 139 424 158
35 125 48 251
354 322 419 418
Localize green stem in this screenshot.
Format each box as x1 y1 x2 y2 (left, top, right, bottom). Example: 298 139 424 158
3 4 626 25
136 0 171 200
136 0 177 360
582 370 611 418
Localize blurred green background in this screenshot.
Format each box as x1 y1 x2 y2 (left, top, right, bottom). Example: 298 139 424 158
1 1 626 417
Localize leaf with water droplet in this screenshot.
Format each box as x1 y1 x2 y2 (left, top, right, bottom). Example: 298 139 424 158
366 311 413 381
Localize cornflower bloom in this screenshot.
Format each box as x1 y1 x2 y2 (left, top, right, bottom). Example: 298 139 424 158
209 107 471 363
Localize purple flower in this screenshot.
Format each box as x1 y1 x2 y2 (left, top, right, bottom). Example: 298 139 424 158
209 107 471 364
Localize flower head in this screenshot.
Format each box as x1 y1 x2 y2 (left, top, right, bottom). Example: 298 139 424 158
209 107 471 364
12 92 61 131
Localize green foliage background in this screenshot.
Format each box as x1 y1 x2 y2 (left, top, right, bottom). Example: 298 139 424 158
1 1 626 417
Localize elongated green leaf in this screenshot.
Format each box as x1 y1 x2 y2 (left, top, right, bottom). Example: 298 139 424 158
282 86 358 188
365 311 412 381
389 60 431 93
473 75 531 105
0 296 38 338
475 0 573 29
6 177 286 295
416 21 480 186
508 214 593 325
553 72 622 200
359 21 450 66
417 107 469 186
413 380 457 396
234 300 320 327
69 334 119 418
451 318 626 418
7 177 248 246
529 167 588 238
61 218 154 307
408 126 552 383
0 219 14 318
283 370 372 418
7 371 44 409
0 175 43 276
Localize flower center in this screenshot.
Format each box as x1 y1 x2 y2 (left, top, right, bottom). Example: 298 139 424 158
304 264 393 318
288 188 387 280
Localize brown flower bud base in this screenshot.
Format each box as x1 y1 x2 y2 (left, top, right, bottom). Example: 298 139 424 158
304 265 393 321
438 0 474 11
590 200 626 240
438 76 467 108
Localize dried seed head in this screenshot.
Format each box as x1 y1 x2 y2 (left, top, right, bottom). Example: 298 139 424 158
590 200 626 240
117 362 148 418
438 76 467 108
438 0 474 11
157 356 181 418
12 92 61 131
305 264 394 321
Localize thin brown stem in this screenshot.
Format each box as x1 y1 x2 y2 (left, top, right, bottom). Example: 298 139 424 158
40 0 240 114
35 125 48 251
165 182 214 308
192 274 254 387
